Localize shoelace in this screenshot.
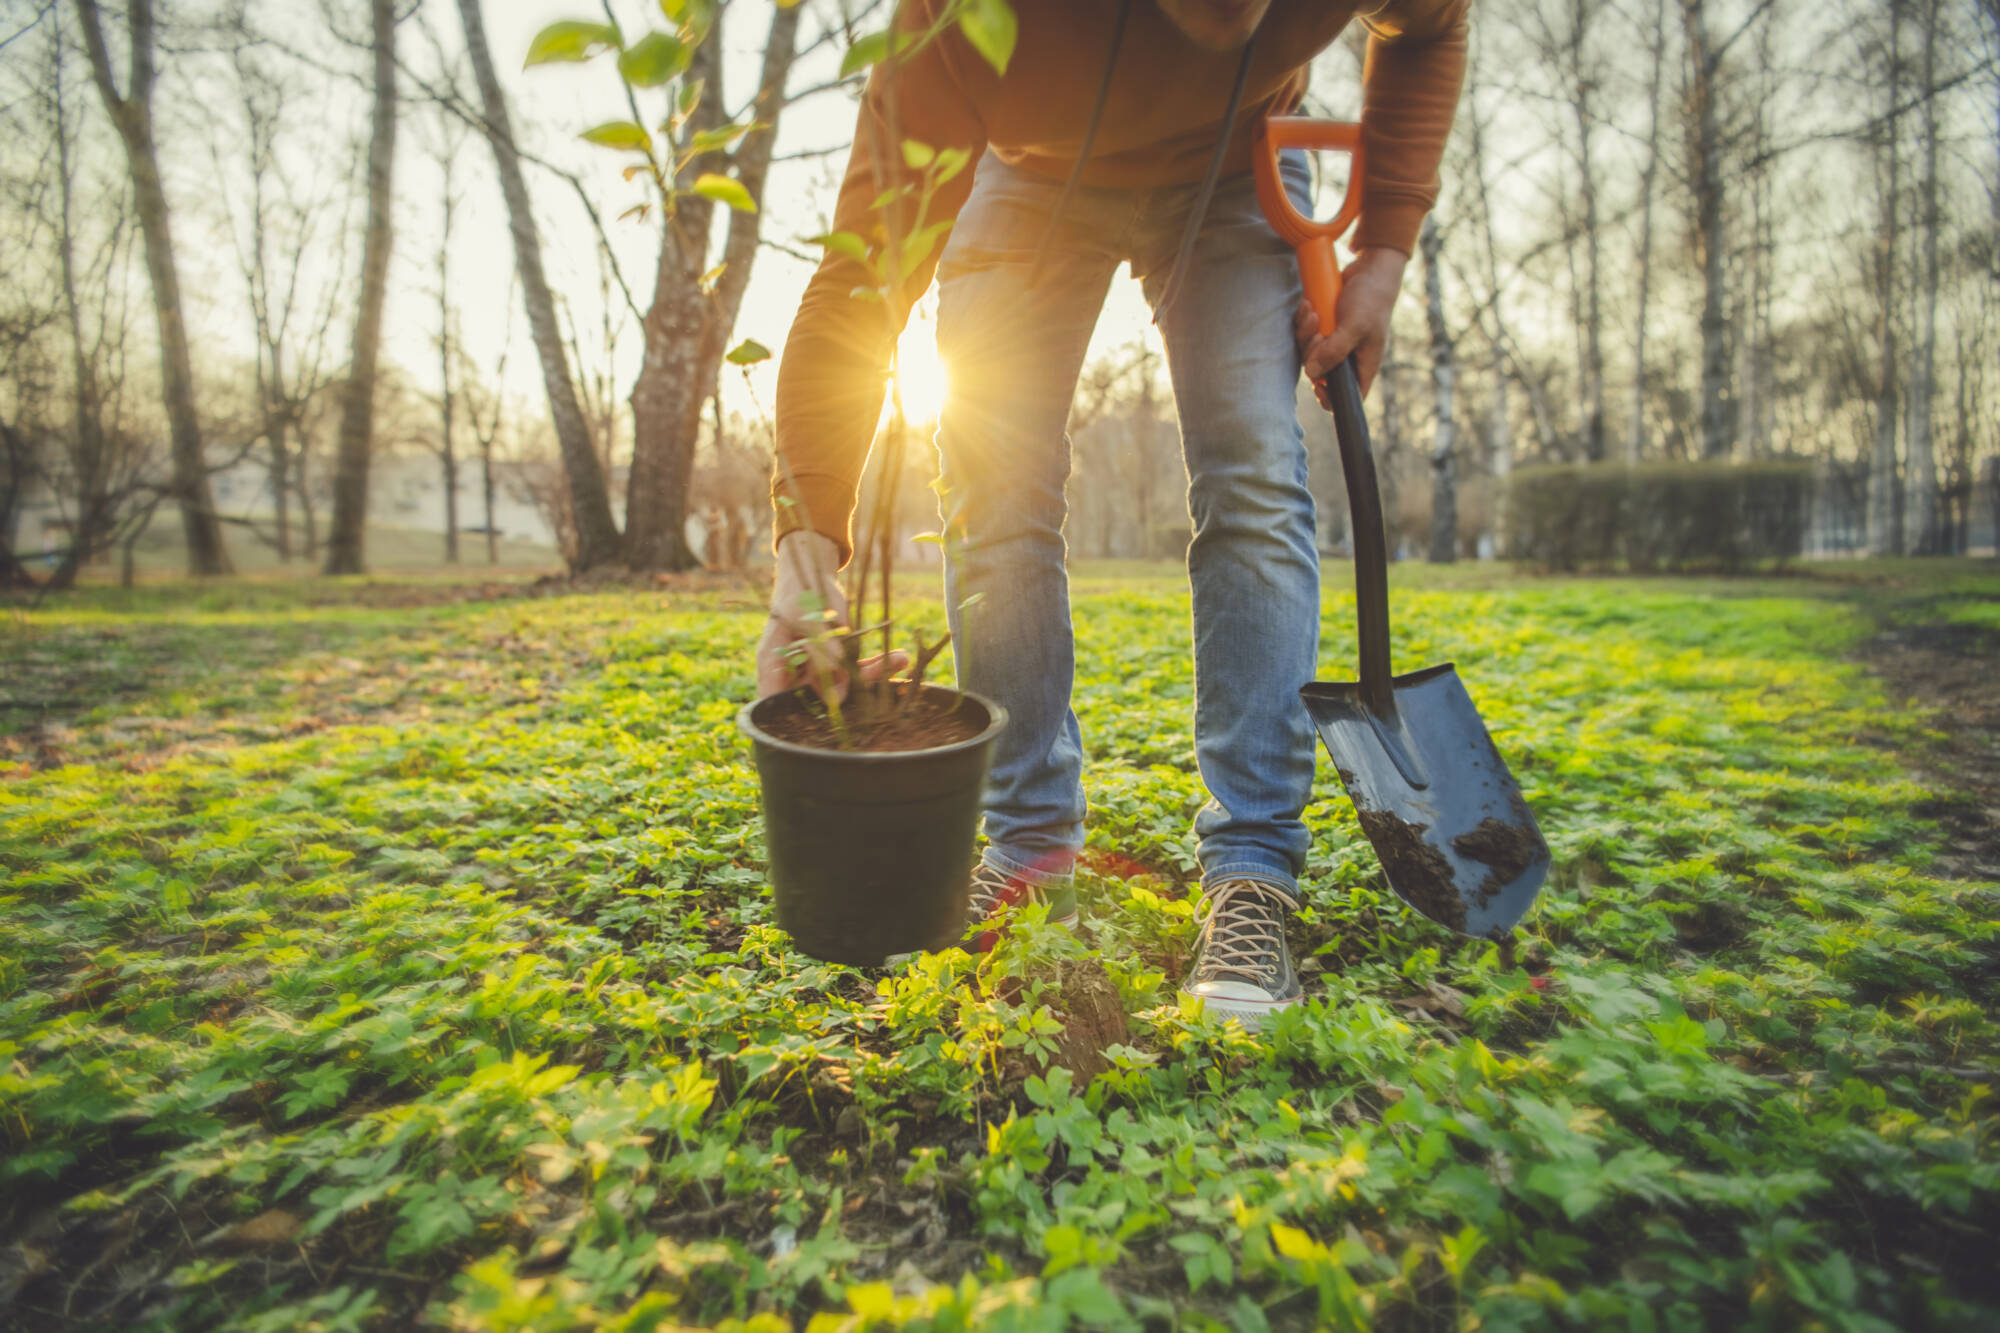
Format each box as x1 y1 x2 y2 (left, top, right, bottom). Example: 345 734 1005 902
1196 880 1290 985
967 862 1027 923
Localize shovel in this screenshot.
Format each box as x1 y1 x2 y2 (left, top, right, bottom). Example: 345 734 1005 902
1255 117 1549 938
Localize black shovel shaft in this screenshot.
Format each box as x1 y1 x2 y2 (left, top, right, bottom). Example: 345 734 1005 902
1324 358 1394 713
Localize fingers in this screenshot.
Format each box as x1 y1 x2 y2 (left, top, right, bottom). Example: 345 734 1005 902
755 622 922 704
1353 334 1383 397
755 616 806 698
1292 297 1320 352
1304 327 1361 388
856 649 912 683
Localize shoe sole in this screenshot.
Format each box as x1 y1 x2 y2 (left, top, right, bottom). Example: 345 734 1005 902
1180 987 1300 1032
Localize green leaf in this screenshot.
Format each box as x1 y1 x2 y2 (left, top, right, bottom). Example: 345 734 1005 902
691 173 756 212
685 122 755 154
900 139 936 169
959 0 1018 76
898 219 955 281
840 30 890 78
677 77 705 116
617 31 689 86
664 0 717 39
659 0 715 27
932 146 973 186
726 339 772 366
807 230 869 263
580 121 652 153
524 21 619 67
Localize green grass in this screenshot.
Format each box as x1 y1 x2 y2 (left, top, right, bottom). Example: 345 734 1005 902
2 565 1997 1330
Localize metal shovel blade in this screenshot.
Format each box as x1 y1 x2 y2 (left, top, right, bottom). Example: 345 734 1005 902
1303 668 1550 938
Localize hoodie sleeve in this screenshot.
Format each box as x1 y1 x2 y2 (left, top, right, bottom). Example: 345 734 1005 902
769 6 986 566
1353 0 1470 256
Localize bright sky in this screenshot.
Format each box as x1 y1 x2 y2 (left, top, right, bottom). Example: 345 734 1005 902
27 1 1371 442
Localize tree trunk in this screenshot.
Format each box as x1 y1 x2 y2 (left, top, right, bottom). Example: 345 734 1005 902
1487 364 1511 551
1377 328 1405 554
51 49 109 592
456 0 621 570
269 413 290 561
1422 216 1457 564
1681 0 1732 460
438 146 460 565
1567 0 1603 462
1906 0 1941 554
75 0 230 576
483 430 498 565
1630 0 1666 462
0 418 39 590
625 1 803 571
1987 457 1999 562
1463 33 1514 549
297 450 318 561
1869 0 1905 556
324 0 399 576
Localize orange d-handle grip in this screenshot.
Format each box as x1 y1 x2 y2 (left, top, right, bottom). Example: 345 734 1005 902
1253 117 1364 341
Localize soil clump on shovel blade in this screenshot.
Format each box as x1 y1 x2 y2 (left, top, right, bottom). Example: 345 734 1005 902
759 689 984 752
1452 815 1540 904
1355 806 1466 933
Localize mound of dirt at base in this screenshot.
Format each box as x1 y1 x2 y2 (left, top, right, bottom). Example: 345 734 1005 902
1047 958 1129 1083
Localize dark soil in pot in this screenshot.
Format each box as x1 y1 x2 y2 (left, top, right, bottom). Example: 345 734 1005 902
757 686 986 752
739 683 1007 967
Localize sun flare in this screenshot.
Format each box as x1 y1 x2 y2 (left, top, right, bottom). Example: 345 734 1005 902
892 319 951 425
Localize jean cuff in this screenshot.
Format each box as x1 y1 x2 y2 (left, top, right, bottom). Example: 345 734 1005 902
1201 860 1301 905
983 846 1077 886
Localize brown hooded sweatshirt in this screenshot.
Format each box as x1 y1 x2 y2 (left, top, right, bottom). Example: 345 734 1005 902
772 0 1471 563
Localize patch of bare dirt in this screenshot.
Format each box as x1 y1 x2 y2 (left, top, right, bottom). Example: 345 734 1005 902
1047 958 1130 1082
1862 618 2000 882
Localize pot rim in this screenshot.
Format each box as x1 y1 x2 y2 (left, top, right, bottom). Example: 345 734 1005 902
737 684 1009 762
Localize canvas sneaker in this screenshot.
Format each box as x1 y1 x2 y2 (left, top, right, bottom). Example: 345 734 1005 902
884 860 1079 965
964 859 1080 954
1179 878 1302 1030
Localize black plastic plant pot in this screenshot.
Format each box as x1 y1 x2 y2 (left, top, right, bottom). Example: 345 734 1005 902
737 685 1007 966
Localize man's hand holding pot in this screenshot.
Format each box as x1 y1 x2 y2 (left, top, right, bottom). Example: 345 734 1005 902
756 530 907 702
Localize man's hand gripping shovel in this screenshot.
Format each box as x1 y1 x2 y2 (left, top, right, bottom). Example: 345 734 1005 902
1256 118 1549 938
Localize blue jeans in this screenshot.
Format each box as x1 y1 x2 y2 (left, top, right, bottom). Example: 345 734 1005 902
934 148 1320 903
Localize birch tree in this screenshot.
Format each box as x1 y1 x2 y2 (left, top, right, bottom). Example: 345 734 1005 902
324 0 400 575
456 0 622 571
616 1 805 571
1422 215 1458 563
1629 0 1668 462
1869 0 1906 556
1905 0 1943 554
1679 0 1731 460
74 0 231 575
428 110 466 564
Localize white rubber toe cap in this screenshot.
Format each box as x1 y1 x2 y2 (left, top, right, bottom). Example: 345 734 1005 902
1182 980 1298 1031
